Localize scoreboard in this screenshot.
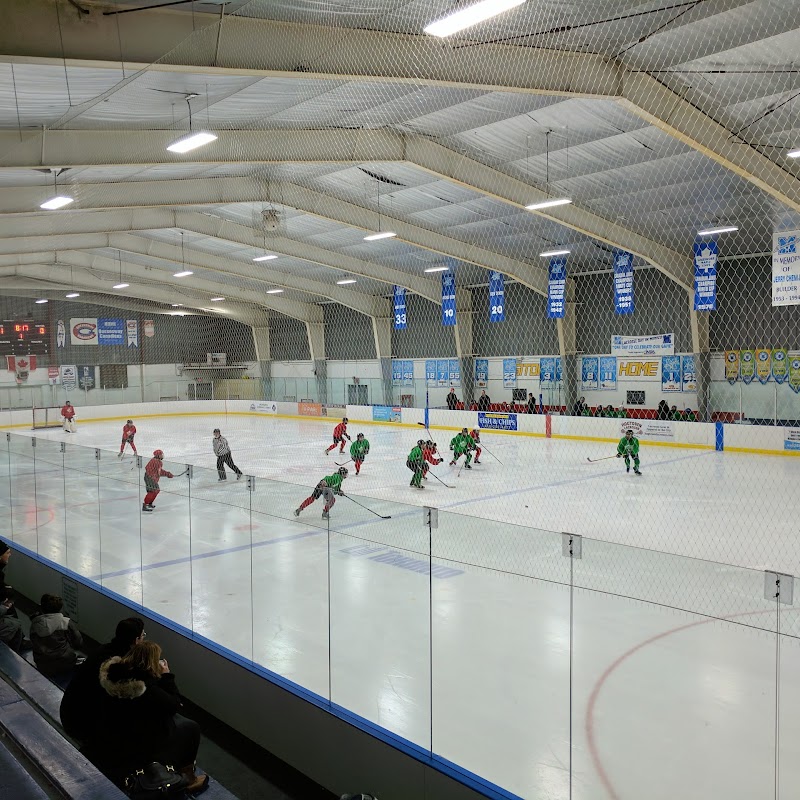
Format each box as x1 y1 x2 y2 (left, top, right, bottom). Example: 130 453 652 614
0 321 50 356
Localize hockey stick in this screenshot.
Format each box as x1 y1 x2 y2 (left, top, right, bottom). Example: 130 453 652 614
416 421 434 440
586 455 618 463
427 470 454 489
341 493 391 519
476 442 503 465
334 458 353 467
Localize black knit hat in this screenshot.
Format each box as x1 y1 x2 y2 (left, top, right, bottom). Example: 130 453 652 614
0 541 9 557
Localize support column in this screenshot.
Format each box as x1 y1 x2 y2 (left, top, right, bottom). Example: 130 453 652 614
557 301 578 414
252 324 272 401
306 321 327 405
372 304 393 406
690 294 711 422
454 290 475 407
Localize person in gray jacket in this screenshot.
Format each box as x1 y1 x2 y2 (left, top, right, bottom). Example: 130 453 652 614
213 428 243 481
30 593 83 681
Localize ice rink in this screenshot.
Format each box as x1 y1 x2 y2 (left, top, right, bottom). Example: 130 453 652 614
3 413 800 800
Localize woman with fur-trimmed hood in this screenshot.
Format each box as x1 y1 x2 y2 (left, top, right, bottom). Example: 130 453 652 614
97 641 208 794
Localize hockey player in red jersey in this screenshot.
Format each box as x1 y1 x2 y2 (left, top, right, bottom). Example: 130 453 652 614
61 401 77 433
118 420 137 458
422 440 443 480
325 417 351 455
469 429 482 464
142 450 174 512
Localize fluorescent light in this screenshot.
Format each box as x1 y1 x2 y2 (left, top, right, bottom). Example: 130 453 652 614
337 279 357 285
173 270 193 278
171 304 183 307
697 225 738 236
526 197 572 211
788 149 800 158
253 255 278 262
424 0 525 37
65 292 80 298
424 266 449 273
112 283 129 289
166 131 217 153
540 249 570 257
210 297 225 302
363 231 397 241
266 289 284 294
35 299 48 304
40 195 74 210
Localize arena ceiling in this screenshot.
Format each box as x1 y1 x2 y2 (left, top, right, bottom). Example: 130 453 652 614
0 0 798 330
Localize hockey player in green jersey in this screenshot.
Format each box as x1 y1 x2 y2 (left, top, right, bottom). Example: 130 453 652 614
407 440 425 489
349 433 370 475
449 428 475 469
295 467 348 519
617 430 642 475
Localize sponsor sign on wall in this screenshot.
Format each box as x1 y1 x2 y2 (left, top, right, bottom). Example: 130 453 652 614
61 365 77 391
478 412 518 431
372 406 401 422
97 318 125 346
785 428 800 451
622 420 674 439
298 402 323 416
611 334 674 356
249 401 277 414
48 365 61 385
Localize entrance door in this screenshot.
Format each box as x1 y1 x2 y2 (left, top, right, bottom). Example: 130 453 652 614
347 384 368 405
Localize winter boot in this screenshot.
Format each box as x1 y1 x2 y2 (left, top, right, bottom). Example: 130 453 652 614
179 764 209 796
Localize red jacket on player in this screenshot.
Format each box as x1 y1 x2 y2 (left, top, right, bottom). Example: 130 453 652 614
122 423 136 439
423 446 442 465
333 422 348 439
61 404 76 420
145 457 172 484
469 429 481 443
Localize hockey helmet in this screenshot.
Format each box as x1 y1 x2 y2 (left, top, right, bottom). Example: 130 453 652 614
338 467 348 476
417 439 424 446
356 432 364 440
342 417 348 423
127 419 133 425
153 449 164 458
213 428 221 433
625 429 633 436
462 427 468 433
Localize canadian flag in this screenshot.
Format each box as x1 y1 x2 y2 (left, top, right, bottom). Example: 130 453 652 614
6 356 37 384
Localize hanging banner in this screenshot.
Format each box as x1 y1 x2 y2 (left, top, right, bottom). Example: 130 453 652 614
48 365 60 385
724 351 739 384
143 320 155 338
6 356 37 384
449 359 461 387
547 257 567 319
126 320 139 348
539 356 556 386
613 250 634 315
681 355 697 392
661 355 682 392
61 365 77 391
402 360 414 386
436 359 449 387
740 350 755 384
693 241 718 311
755 348 772 384
556 357 563 383
772 231 800 307
789 355 800 394
77 365 96 390
599 356 617 390
393 286 407 330
475 358 488 388
70 318 98 346
502 358 517 388
392 360 403 386
611 334 674 356
57 319 66 348
97 318 125 346
581 357 598 391
772 349 788 384
425 360 437 387
489 271 505 323
441 272 456 327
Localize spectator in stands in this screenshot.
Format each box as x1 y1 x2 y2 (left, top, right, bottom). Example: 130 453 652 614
30 594 83 685
593 405 603 417
469 400 478 411
669 404 682 421
446 387 459 411
61 617 145 746
0 541 27 653
573 396 587 416
477 390 490 411
97 641 208 794
657 400 670 420
604 405 615 417
526 393 537 414
684 407 697 422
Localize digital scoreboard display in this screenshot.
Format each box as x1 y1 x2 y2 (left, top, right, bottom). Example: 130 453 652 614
0 321 50 356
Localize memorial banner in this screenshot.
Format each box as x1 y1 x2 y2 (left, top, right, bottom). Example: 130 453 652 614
740 350 755 384
581 357 598 391
772 231 800 307
755 348 772 384
546 257 567 319
724 351 739 384
772 349 788 384
693 240 718 311
613 250 634 315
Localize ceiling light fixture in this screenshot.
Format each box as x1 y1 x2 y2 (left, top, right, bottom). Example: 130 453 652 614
210 297 225 302
253 254 278 262
166 94 217 153
424 0 525 37
35 299 48 304
337 279 357 285
171 304 183 307
65 292 80 298
173 271 193 278
113 283 129 289
526 197 572 211
363 231 397 241
787 149 800 158
540 248 570 257
424 266 449 273
40 168 73 210
697 225 738 236
266 289 284 294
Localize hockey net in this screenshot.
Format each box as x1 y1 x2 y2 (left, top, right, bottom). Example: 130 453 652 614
32 407 64 430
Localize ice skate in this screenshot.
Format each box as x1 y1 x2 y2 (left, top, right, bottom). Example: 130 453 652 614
142 504 153 513
236 472 242 480
322 510 330 519
117 452 123 459
218 476 226 482
294 508 300 517
465 464 472 470
634 468 642 475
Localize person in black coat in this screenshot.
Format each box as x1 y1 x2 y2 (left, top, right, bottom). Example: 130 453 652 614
446 388 459 410
60 617 145 745
526 393 537 414
96 641 208 794
572 396 587 416
0 541 27 653
476 390 490 411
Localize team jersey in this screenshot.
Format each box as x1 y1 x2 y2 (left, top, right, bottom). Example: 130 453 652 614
408 445 423 464
423 447 440 465
145 458 173 483
450 433 474 452
333 422 348 439
122 424 136 439
617 436 640 456
61 405 76 420
469 429 481 443
350 439 370 460
321 473 344 491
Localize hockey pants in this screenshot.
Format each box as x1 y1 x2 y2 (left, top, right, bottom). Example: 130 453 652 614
407 459 423 487
62 418 76 433
299 486 335 512
216 453 242 479
624 455 640 469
